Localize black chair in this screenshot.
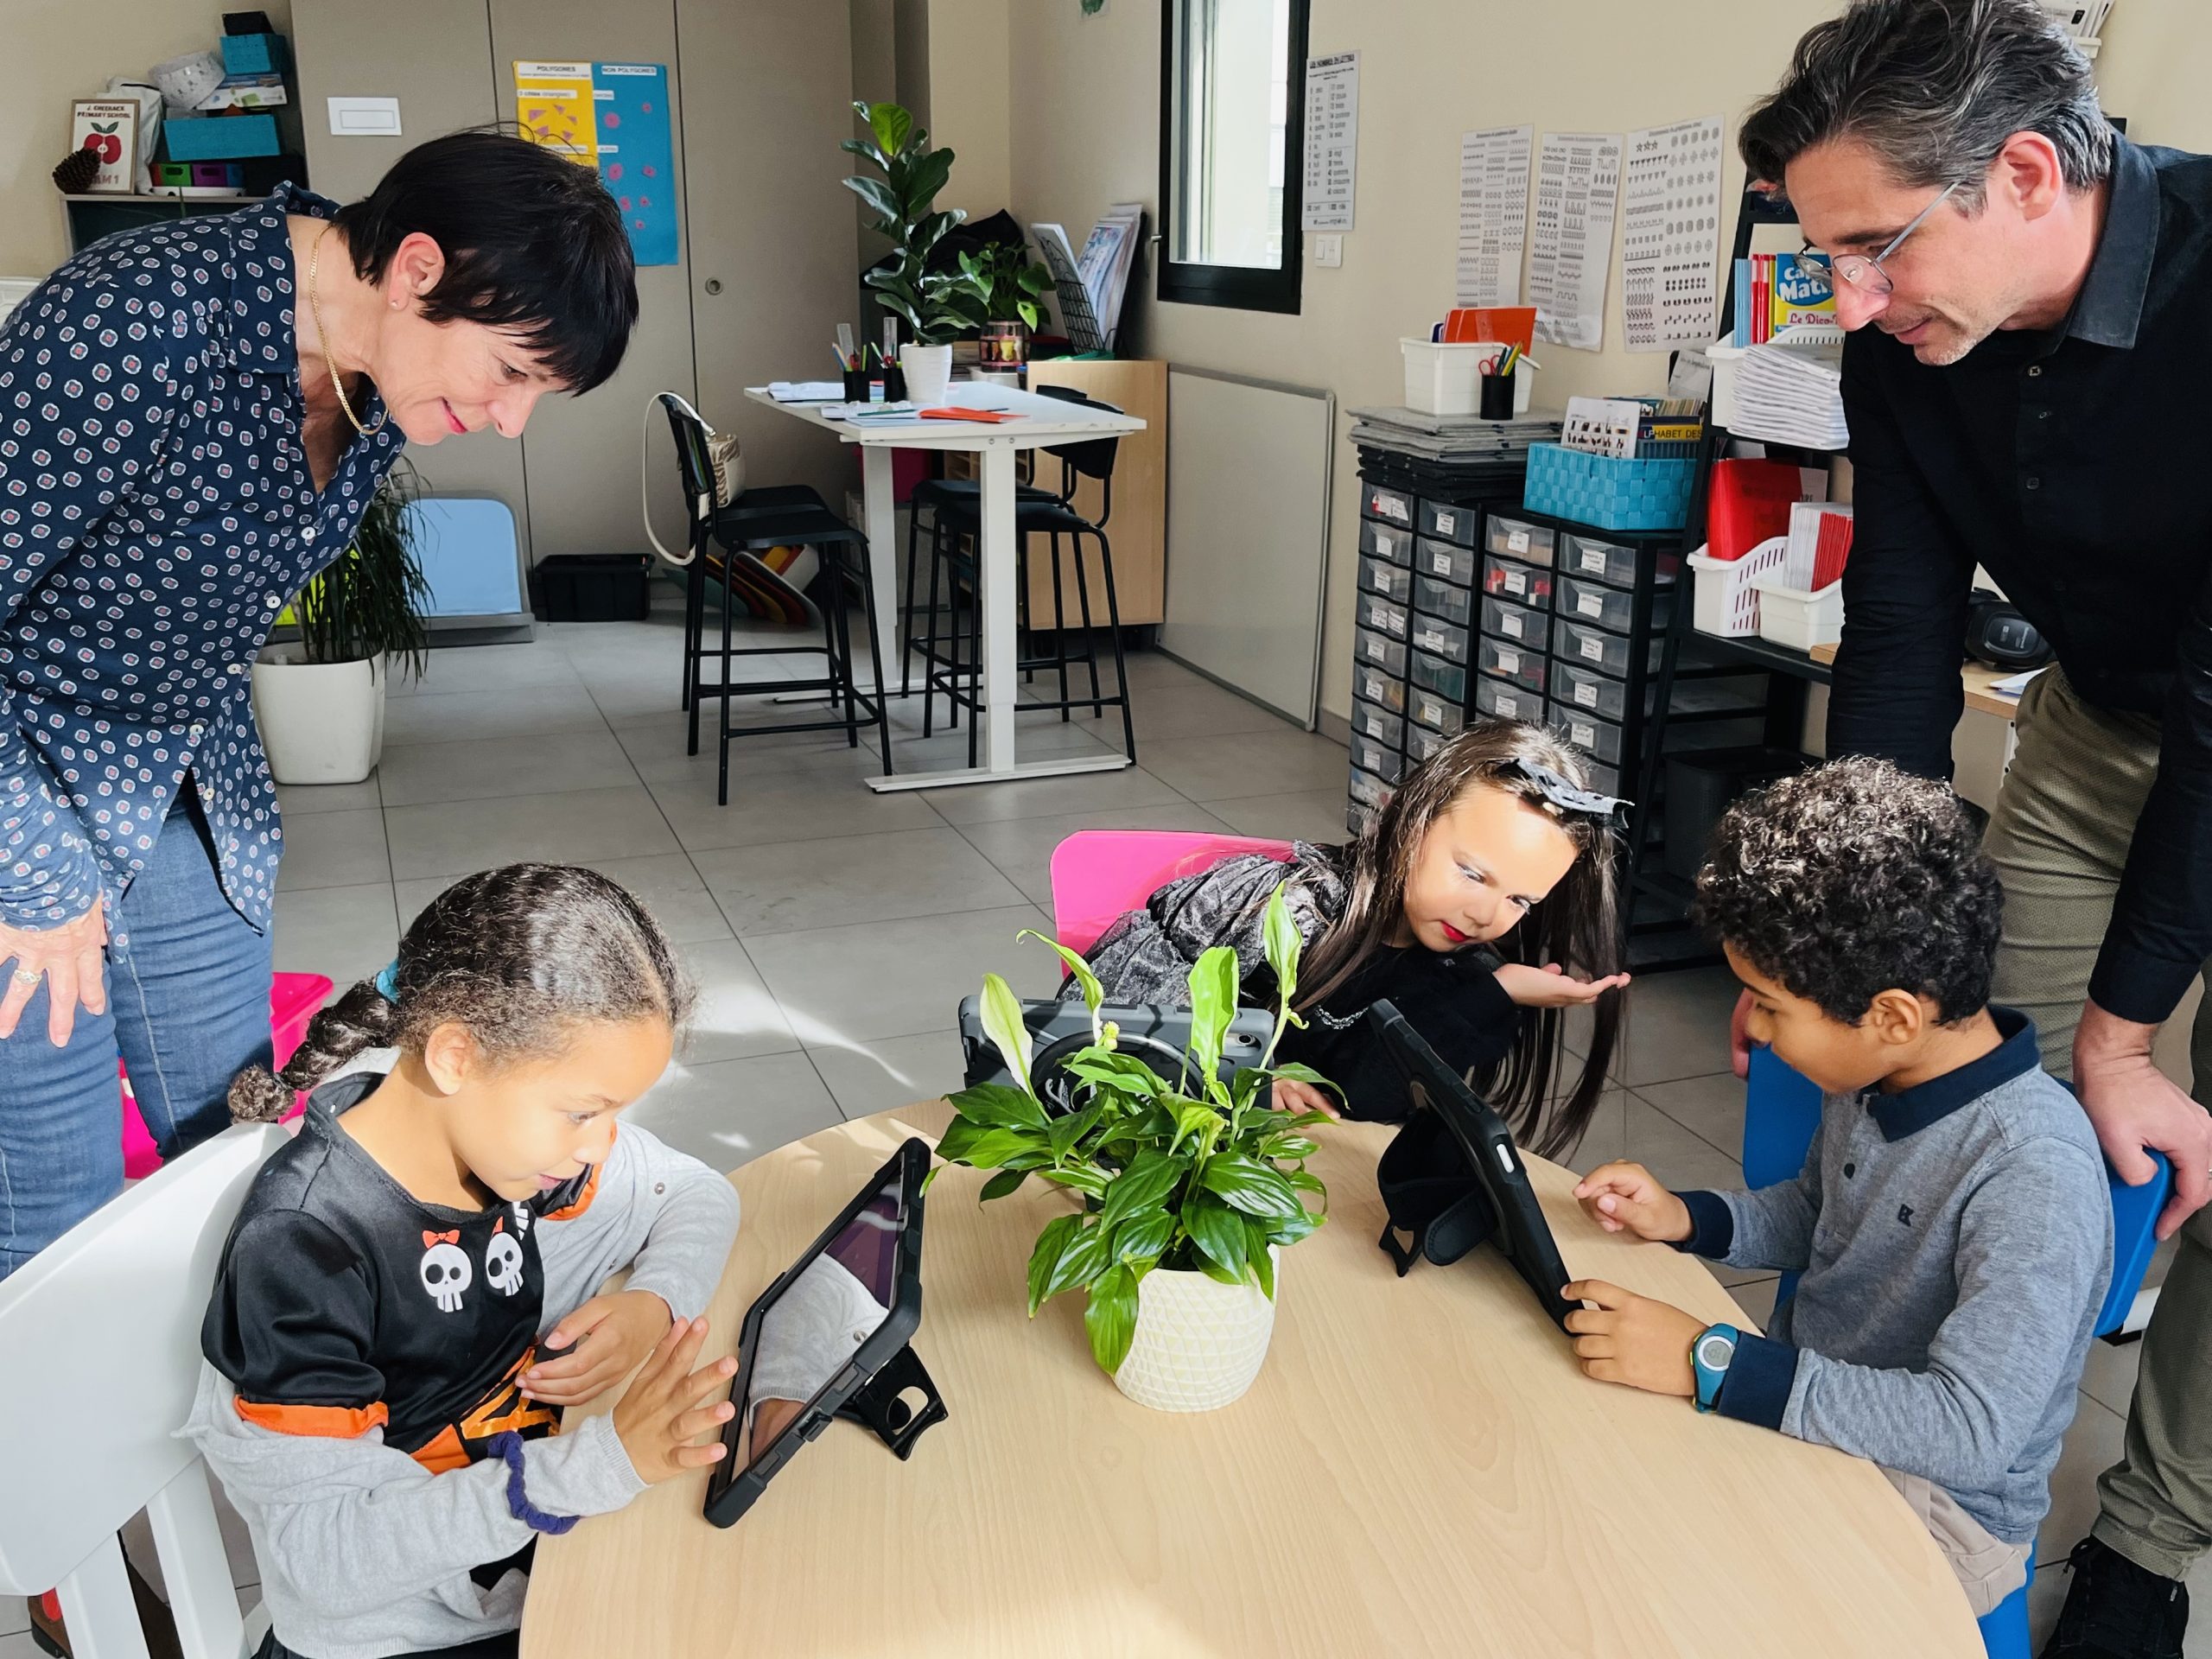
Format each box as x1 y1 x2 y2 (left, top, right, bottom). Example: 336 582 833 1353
656 392 893 805
909 386 1138 765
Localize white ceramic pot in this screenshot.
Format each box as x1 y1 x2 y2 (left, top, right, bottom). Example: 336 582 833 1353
901 343 954 406
251 647 387 785
1112 1249 1279 1412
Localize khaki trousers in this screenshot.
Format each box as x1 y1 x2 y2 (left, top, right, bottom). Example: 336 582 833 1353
1982 668 2212 1580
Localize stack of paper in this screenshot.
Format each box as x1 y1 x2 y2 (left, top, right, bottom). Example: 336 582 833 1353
825 402 921 425
1731 342 1850 450
1784 501 1853 590
1346 405 1561 462
1032 206 1145 353
766 381 845 404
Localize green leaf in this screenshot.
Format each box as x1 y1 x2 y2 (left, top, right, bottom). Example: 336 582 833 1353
838 136 888 166
1026 1213 1082 1315
1199 1152 1305 1220
1245 1217 1276 1300
1266 1061 1343 1099
1045 1219 1113 1302
1265 1208 1324 1247
904 146 955 214
1111 1207 1176 1266
1084 1263 1140 1374
1037 1165 1111 1198
920 1163 943 1195
1097 1150 1185 1232
978 973 1034 1101
1171 1100 1224 1157
1048 1100 1104 1161
1262 882 1303 1007
1258 1134 1319 1161
863 100 913 159
1056 1050 1165 1098
1181 1193 1249 1281
1017 298 1041 330
1185 945 1239 1087
840 174 901 228
980 1167 1027 1202
942 1124 1049 1170
948 1081 1046 1130
1018 264 1051 296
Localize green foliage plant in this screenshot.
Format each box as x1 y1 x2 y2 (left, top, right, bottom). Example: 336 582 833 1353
841 101 988 346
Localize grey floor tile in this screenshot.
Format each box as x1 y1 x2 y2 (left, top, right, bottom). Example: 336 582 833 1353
388 642 582 698
747 904 1058 1047
272 881 399 991
645 762 941 854
1614 966 1744 1087
1125 675 1303 742
952 802 1236 911
381 681 609 747
277 779 382 817
925 760 1187 828
1635 1071 1745 1162
394 853 731 945
675 938 801 1063
874 715 1126 777
384 785 677 881
1145 728 1349 802
1560 1088 1631 1174
1203 789 1351 845
275 807 390 892
628 1050 842 1170
810 1027 969 1120
1623 1095 1745 1194
375 728 639 808
614 708 869 779
2077 1331 2145 1419
2 1631 48 1658
0 1599 25 1638
692 826 1023 938
2028 1562 2067 1651
2040 1391 2128 1571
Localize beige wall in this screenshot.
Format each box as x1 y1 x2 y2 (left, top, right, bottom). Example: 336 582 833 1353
2 0 295 276
1001 0 2203 722
922 0 1011 219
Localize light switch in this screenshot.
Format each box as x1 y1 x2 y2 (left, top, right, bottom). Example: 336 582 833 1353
1313 233 1343 267
327 97 403 137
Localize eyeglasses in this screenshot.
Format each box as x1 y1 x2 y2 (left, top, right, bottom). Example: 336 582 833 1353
1821 181 1962 298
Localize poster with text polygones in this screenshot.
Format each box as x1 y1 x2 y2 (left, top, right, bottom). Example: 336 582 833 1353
513 60 677 267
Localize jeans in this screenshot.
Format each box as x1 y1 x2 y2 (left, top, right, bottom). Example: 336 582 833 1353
0 784 273 1278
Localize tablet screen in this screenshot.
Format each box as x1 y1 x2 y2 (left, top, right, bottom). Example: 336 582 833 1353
734 1173 905 1471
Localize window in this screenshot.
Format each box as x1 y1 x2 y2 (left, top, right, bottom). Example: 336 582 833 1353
1158 0 1309 314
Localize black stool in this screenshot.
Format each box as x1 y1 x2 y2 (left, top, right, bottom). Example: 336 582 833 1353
657 392 893 805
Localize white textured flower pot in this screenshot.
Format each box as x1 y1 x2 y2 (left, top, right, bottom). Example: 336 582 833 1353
251 649 386 785
901 343 954 405
1112 1249 1279 1413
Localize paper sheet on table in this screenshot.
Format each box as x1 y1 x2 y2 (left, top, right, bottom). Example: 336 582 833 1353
1988 668 2048 699
1455 125 1532 308
766 381 847 403
1528 131 1622 352
1622 115 1726 353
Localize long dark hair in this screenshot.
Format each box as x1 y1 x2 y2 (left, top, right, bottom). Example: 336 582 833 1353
1304 720 1623 1160
230 863 694 1122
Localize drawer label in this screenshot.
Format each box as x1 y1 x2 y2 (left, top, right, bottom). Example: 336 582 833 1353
1500 613 1522 639
1504 569 1527 595
1572 721 1597 747
1375 532 1395 556
1496 693 1521 718
1416 695 1442 722
1430 550 1452 575
1416 627 1444 652
1577 589 1605 619
1580 546 1609 575
1574 681 1599 709
1496 648 1521 674
1365 637 1386 662
1434 511 1456 535
1507 529 1530 555
1580 634 1605 663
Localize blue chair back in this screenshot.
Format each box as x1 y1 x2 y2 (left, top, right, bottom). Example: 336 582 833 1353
1741 1046 2171 1338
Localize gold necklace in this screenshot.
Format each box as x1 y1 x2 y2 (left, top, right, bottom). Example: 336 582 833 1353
308 221 388 438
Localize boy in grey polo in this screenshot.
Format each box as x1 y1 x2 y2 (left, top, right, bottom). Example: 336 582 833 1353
1566 759 2112 1617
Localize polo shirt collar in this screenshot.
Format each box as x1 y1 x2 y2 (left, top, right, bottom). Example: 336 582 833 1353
226 179 342 377
2066 137 2157 350
1867 1006 2041 1142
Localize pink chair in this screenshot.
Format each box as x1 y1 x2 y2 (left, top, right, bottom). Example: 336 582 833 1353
118 971 334 1179
1048 831 1296 955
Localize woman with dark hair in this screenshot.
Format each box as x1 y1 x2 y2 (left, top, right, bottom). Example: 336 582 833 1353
0 130 639 1281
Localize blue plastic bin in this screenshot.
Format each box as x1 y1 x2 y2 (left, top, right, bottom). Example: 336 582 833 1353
220 32 289 75
1522 443 1696 534
164 114 282 162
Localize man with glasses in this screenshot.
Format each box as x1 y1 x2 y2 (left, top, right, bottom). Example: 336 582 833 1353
1740 3 2212 1656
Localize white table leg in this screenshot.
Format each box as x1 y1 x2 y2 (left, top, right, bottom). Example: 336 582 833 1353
860 445 900 685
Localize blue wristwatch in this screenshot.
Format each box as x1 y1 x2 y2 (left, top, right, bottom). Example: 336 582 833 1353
1692 1323 1739 1414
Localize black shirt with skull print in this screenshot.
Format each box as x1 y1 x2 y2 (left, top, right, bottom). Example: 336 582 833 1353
201 1071 594 1471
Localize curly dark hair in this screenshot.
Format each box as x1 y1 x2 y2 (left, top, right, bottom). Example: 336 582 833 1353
1693 757 2001 1024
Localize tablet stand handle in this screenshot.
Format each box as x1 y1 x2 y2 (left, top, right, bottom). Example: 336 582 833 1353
835 1343 947 1461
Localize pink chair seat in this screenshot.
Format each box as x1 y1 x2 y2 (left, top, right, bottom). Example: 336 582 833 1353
119 971 333 1179
1048 831 1296 957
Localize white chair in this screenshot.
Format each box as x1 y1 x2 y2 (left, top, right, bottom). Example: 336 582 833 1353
0 1124 284 1659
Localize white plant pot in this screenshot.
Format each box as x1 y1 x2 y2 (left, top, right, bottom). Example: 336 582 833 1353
1112 1249 1279 1413
901 343 954 406
251 648 387 785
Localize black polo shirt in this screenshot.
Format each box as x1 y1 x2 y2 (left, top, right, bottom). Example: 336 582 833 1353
1829 137 2212 1026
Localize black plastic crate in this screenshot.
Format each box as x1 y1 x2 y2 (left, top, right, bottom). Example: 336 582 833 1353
535 554 652 622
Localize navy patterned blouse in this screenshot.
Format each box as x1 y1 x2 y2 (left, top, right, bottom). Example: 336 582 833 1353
0 183 404 938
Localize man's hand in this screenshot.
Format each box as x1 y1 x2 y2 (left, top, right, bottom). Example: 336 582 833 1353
1493 962 1632 1009
1572 1161 1694 1242
522 1290 674 1407
0 906 107 1047
1561 1280 1704 1397
1729 988 1755 1081
2075 1000 2212 1238
611 1317 737 1485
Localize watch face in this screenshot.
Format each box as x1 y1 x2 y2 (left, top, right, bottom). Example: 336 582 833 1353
1696 1332 1736 1371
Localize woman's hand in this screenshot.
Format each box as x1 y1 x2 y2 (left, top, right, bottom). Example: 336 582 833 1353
1572 1160 1693 1242
612 1317 737 1485
1272 1077 1343 1121
1561 1280 1704 1397
522 1290 674 1407
0 905 108 1046
1493 961 1630 1009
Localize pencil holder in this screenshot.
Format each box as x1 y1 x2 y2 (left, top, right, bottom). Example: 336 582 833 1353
1478 370 1517 420
842 368 871 402
883 363 907 402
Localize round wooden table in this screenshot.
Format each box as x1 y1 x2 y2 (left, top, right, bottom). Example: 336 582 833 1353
522 1103 1981 1658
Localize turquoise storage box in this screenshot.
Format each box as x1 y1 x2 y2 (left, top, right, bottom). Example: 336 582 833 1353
220 32 289 74
1522 443 1696 533
164 114 282 161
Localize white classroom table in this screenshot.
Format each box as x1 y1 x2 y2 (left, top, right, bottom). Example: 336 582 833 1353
745 380 1147 793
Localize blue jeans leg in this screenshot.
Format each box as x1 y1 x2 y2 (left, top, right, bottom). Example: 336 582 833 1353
0 791 270 1278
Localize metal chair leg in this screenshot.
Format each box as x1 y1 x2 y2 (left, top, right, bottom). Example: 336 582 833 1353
922 516 945 739
967 559 984 772
855 537 895 777
1071 531 1106 718
716 551 737 807
1093 526 1137 762
1048 531 1071 722
685 557 706 755
901 500 926 697
830 545 861 749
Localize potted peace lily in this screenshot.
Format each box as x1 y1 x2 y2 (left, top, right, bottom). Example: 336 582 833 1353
251 461 431 785
935 887 1336 1412
841 101 987 404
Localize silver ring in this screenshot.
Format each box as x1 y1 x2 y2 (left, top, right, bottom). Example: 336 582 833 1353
10 968 41 988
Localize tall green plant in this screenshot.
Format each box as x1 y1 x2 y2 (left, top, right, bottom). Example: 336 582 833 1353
295 460 430 677
960 240 1051 330
842 101 988 346
933 886 1338 1376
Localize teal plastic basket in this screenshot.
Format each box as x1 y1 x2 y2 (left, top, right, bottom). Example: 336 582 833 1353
1522 443 1695 533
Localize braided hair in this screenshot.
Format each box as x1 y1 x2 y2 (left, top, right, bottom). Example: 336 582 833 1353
230 863 695 1122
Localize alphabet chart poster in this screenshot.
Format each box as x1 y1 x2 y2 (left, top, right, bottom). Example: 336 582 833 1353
1622 115 1725 352
514 60 678 266
1528 130 1621 352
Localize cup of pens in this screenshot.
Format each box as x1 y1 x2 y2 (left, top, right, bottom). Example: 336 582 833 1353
1478 343 1524 419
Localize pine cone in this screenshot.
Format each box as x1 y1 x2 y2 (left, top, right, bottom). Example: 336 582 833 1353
53 147 101 194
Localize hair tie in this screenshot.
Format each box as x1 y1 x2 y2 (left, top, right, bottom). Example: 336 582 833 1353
373 960 402 1004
